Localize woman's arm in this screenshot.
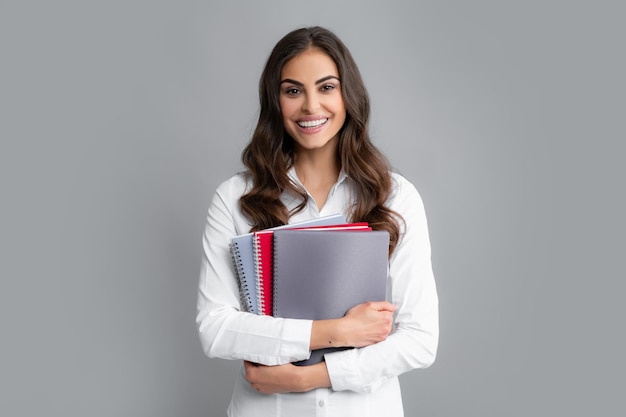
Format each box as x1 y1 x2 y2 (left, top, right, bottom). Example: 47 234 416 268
323 176 439 393
244 361 331 394
196 177 313 365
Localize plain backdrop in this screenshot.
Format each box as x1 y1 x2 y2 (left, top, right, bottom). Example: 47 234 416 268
1 1 624 416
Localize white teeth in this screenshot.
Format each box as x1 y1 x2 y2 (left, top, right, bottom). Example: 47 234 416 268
297 119 328 128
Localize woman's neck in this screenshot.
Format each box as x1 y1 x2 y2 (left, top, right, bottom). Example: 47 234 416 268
293 143 341 210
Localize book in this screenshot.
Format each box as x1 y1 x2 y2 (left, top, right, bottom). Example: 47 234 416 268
272 229 390 365
253 223 371 316
229 214 346 314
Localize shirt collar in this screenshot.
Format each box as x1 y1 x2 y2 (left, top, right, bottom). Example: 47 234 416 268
287 166 349 189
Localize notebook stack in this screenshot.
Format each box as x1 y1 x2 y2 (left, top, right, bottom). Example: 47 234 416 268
229 214 390 365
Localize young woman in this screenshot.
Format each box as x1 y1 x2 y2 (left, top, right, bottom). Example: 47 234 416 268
196 26 438 417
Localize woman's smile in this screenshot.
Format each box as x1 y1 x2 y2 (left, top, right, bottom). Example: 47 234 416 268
296 118 328 129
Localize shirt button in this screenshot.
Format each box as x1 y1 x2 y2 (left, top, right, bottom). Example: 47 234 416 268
319 400 325 407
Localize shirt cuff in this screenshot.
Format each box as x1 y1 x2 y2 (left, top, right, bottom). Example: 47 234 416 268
324 348 387 393
325 348 364 392
280 318 313 362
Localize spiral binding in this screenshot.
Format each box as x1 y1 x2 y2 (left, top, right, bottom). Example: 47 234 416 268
272 233 280 317
253 234 266 315
229 242 253 313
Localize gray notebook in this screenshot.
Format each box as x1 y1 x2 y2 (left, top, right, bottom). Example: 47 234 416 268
272 229 390 365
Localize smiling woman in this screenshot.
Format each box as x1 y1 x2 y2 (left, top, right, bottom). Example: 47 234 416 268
196 26 438 417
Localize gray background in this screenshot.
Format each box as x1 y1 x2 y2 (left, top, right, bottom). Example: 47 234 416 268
1 0 624 416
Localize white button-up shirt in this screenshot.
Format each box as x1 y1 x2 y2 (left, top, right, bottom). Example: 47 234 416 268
197 168 438 417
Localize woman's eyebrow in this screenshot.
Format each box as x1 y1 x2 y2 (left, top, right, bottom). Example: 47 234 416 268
280 78 303 86
315 75 340 84
280 75 340 86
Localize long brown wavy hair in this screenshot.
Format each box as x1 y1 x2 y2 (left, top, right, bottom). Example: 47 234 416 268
240 26 403 255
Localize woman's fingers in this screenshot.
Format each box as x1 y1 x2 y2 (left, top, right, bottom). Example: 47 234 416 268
363 300 398 312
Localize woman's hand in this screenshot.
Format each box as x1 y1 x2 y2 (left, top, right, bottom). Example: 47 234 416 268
244 361 330 394
340 301 397 348
310 301 397 351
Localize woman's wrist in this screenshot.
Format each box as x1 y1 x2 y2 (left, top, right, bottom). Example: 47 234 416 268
299 362 331 391
310 318 348 350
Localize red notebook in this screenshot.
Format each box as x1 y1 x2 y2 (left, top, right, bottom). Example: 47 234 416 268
252 223 371 316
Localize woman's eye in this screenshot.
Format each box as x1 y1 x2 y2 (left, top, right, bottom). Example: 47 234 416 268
285 88 300 96
320 84 335 92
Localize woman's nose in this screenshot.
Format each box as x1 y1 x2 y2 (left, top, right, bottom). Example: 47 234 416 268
302 92 320 113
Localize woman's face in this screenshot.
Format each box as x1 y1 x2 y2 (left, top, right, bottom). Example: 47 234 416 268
279 48 346 152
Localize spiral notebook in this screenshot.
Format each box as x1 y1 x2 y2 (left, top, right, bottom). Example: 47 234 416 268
253 223 371 316
229 214 346 314
272 229 390 365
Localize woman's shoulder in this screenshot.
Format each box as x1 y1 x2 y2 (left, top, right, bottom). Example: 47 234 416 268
214 171 252 196
209 172 253 212
389 172 420 197
388 171 426 212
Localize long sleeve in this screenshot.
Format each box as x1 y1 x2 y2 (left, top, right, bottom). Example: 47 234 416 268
324 175 439 392
195 175 312 365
